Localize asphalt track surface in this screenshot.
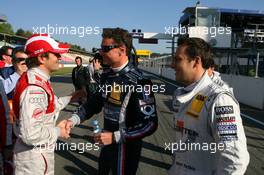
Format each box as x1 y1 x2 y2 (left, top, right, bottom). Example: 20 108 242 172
51 72 264 175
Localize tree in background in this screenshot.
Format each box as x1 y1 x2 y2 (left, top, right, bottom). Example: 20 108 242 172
70 44 87 52
24 31 33 38
16 28 25 36
16 28 32 38
0 23 14 35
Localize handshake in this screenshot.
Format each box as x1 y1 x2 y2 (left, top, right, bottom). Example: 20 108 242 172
56 119 115 145
56 119 74 139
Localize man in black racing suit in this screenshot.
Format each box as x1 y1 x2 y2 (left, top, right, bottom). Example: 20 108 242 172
68 28 158 175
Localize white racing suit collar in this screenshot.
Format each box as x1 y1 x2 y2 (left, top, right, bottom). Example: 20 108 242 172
213 70 220 77
210 70 221 79
176 71 212 103
30 67 50 82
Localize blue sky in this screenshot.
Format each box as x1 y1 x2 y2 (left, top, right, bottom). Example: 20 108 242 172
1 0 264 53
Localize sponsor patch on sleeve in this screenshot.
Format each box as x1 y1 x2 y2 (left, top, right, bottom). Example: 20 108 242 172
219 132 238 141
214 106 234 115
216 123 238 141
216 116 236 123
217 124 237 131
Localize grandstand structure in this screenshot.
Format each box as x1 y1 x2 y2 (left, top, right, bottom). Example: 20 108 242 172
143 6 264 77
139 5 264 109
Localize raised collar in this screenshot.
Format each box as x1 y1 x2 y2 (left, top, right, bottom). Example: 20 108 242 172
176 71 212 103
30 67 50 81
111 60 129 72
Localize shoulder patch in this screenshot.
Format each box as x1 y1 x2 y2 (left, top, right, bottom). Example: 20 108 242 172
186 94 207 118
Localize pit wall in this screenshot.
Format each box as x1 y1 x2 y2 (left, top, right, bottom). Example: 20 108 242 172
139 65 264 110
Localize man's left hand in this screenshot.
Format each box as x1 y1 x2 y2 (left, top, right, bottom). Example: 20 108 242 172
94 131 114 146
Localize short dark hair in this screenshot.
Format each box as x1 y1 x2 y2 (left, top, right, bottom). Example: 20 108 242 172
75 56 82 63
12 47 26 65
0 46 13 60
26 52 48 69
102 28 132 56
207 58 216 68
178 37 213 69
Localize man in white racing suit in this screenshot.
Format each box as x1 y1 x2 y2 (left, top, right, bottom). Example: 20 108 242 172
12 34 82 175
169 38 249 175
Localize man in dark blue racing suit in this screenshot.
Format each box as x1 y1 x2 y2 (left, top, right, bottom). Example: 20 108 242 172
68 28 158 175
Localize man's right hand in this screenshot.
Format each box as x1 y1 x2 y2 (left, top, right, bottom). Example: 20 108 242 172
65 120 74 131
93 59 101 71
57 120 71 139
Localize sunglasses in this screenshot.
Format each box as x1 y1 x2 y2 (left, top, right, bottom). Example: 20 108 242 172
14 58 26 65
51 53 62 58
17 57 26 62
17 58 26 65
100 45 119 53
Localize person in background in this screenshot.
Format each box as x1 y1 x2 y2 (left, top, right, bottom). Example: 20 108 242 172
0 46 13 68
0 47 28 175
72 56 90 91
71 56 90 104
0 47 28 96
86 58 101 98
0 80 11 175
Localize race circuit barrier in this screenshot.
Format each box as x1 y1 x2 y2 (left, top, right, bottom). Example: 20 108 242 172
139 65 264 110
221 74 264 110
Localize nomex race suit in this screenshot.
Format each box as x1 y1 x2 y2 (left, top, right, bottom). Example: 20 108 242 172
70 62 158 175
